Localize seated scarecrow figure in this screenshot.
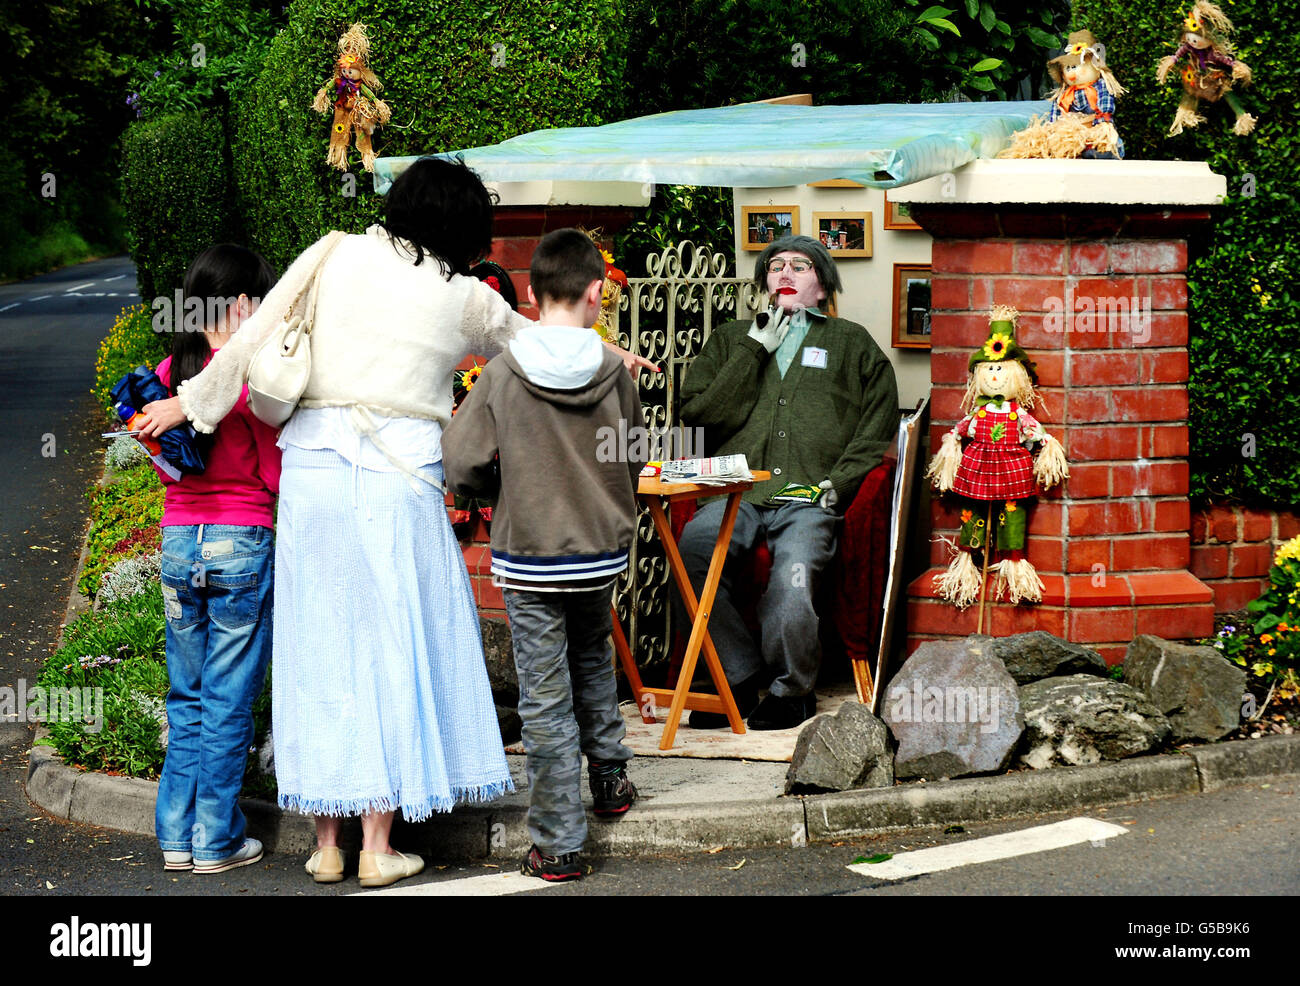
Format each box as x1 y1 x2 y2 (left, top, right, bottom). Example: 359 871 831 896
1000 29 1125 160
927 307 1069 609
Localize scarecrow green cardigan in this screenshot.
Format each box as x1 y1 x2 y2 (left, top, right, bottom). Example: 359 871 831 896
680 315 899 508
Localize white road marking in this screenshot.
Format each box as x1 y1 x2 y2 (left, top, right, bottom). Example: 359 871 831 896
30 295 51 301
103 274 126 282
0 303 19 313
350 870 557 897
65 282 95 292
847 817 1130 881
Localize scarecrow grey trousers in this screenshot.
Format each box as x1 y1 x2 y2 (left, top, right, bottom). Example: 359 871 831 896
677 500 839 698
503 586 633 855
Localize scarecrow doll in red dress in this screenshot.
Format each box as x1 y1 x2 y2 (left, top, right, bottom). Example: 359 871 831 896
1155 0 1255 136
927 306 1069 614
311 23 391 171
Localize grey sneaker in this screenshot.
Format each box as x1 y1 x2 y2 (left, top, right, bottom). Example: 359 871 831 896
193 838 263 875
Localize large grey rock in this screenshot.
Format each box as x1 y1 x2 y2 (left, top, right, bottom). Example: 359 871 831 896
882 638 1024 779
785 701 893 794
988 631 1109 685
1018 674 1172 768
1123 635 1245 743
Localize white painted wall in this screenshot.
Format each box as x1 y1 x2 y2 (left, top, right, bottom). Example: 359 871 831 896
732 183 932 409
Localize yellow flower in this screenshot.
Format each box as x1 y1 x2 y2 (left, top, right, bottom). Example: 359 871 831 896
1006 501 1017 512
1260 634 1273 644
983 331 1012 362
1274 536 1300 566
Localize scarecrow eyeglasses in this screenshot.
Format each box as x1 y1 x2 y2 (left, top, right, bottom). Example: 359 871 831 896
766 259 814 273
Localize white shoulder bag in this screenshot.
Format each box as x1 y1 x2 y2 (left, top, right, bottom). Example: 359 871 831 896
246 230 347 427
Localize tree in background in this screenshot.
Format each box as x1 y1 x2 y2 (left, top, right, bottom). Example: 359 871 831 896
0 0 165 279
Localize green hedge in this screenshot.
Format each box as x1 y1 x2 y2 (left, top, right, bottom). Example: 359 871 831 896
1073 1 1299 507
94 303 170 415
120 108 245 302
229 0 632 273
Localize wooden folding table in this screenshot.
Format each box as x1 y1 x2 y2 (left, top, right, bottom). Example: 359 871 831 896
611 470 770 750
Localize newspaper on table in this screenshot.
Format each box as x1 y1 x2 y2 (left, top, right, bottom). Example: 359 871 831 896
659 454 752 486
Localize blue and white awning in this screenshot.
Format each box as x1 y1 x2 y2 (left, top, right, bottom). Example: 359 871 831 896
373 100 1047 194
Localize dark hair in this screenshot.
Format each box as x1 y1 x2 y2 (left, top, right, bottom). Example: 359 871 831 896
172 244 276 396
469 260 518 311
753 234 843 301
381 155 497 277
529 228 604 307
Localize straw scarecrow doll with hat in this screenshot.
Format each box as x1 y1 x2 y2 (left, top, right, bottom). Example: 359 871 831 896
926 307 1069 624
1156 1 1256 136
1000 29 1126 160
311 23 392 172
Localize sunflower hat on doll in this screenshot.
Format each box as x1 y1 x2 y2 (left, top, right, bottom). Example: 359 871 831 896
926 306 1069 609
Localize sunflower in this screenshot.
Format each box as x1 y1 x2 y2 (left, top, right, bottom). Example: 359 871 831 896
983 331 1012 362
460 364 482 391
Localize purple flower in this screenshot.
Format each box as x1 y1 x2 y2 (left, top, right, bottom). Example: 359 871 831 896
154 70 161 78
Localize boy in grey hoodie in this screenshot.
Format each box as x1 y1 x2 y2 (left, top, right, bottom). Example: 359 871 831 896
442 229 646 881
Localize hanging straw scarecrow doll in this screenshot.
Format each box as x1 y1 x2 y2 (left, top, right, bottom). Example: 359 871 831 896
1000 29 1125 160
311 23 392 172
1156 1 1255 136
926 307 1069 620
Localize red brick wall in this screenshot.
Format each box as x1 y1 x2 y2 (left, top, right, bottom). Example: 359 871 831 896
1191 503 1300 612
910 222 1214 661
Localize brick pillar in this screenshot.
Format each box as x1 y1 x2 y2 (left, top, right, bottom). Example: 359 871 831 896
451 203 639 621
904 206 1216 664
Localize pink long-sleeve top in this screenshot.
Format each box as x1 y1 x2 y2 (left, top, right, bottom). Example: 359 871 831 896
154 353 281 528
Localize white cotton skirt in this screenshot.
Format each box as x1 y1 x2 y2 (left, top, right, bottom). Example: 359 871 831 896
271 445 513 821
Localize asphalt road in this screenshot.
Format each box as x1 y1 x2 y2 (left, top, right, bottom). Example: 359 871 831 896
0 256 140 757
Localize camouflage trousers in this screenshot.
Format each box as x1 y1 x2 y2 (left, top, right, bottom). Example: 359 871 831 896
503 586 633 855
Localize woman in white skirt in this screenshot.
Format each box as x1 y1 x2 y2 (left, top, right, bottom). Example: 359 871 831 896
140 157 649 888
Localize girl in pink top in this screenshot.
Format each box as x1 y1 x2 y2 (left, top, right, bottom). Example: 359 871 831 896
152 245 281 876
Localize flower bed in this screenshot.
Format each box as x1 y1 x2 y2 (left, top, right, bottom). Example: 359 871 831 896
38 444 272 796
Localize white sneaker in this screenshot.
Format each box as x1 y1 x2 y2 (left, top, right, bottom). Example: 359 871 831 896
162 850 193 871
193 838 264 875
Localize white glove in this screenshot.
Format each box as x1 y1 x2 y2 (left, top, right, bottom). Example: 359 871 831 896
747 304 792 353
818 478 838 512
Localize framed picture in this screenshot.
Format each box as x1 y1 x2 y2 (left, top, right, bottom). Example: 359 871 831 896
892 263 932 350
741 206 800 251
883 191 922 231
812 211 872 258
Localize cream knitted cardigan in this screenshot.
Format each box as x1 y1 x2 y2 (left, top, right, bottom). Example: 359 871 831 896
177 226 531 434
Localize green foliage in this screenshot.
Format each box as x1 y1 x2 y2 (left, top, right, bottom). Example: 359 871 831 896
36 588 169 777
121 108 246 300
229 0 633 273
0 0 148 279
621 0 1069 112
1241 537 1300 689
94 304 170 415
1073 0 1300 506
79 464 165 599
123 0 282 120
614 186 736 277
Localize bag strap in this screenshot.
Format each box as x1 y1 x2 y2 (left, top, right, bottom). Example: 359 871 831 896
285 230 348 326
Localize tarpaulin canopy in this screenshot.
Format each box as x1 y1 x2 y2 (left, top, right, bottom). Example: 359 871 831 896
373 100 1047 194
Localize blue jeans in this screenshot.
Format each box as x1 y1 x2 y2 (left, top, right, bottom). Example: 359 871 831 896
156 524 273 862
